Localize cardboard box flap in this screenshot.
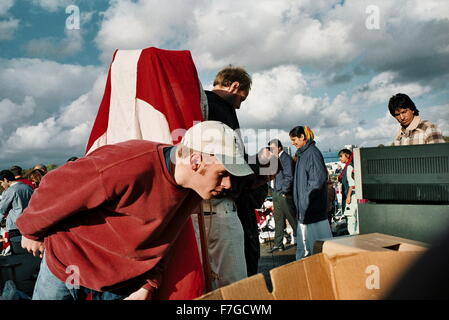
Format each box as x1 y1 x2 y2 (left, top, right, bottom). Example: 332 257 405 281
270 253 336 300
197 289 224 300
219 273 274 300
316 233 427 257
328 251 422 300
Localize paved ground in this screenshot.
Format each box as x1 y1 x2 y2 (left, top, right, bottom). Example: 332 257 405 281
257 240 296 292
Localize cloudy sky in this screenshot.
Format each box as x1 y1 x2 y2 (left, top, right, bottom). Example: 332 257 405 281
0 0 448 169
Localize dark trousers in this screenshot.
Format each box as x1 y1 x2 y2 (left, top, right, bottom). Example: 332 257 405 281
272 191 298 247
9 236 28 255
236 208 260 277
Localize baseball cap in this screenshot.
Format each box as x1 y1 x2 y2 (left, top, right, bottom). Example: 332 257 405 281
181 121 253 176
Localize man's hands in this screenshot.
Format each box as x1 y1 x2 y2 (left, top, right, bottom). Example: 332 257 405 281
258 147 279 178
21 237 45 258
124 287 153 300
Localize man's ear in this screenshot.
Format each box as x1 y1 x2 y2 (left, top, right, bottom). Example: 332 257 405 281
229 81 240 93
190 152 202 172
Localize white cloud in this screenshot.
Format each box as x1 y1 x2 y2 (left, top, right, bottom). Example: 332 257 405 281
94 0 357 69
0 96 35 124
0 58 106 167
0 96 36 141
1 70 107 165
0 58 102 114
404 0 449 21
6 117 62 150
187 0 357 71
239 65 355 132
23 29 83 58
423 104 449 136
31 0 71 12
351 72 431 105
58 71 107 127
95 0 197 62
0 18 19 40
81 11 95 24
6 117 89 150
93 0 449 90
0 0 14 16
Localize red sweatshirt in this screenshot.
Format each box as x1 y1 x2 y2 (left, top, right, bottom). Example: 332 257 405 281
16 140 201 293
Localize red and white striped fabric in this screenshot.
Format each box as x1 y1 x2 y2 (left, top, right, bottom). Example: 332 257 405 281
85 47 207 299
1 229 11 255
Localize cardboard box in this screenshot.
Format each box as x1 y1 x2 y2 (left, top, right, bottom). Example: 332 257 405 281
197 233 428 300
313 232 428 257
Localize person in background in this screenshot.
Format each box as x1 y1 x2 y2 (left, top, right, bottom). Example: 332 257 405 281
326 173 336 225
33 164 47 174
268 139 297 253
9 166 35 189
28 169 46 189
338 149 358 235
0 170 34 254
389 93 445 145
289 126 332 260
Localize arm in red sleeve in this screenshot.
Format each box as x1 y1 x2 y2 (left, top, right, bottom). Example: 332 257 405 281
141 258 166 293
16 157 107 240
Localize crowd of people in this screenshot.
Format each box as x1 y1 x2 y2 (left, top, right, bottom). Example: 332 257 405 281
0 160 80 259
266 92 446 259
0 65 446 301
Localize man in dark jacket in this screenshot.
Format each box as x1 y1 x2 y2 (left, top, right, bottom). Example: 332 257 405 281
289 126 332 260
268 139 297 252
192 65 271 287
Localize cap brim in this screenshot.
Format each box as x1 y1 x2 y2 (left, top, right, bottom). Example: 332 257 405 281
216 154 253 177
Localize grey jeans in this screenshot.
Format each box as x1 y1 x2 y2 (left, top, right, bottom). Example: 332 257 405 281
192 198 247 290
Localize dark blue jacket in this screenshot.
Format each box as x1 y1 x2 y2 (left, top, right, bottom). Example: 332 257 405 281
293 140 328 224
274 151 294 195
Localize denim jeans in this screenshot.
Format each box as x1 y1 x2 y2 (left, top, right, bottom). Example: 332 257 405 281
32 255 126 300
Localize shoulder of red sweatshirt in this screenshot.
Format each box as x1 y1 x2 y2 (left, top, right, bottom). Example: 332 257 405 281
16 178 35 189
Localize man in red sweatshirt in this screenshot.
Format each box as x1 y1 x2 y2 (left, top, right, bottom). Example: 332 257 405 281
16 121 257 300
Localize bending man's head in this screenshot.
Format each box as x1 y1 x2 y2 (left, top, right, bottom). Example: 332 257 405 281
175 121 253 200
213 65 252 109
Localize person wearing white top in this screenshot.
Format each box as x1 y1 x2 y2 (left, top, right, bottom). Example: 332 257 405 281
338 149 359 235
